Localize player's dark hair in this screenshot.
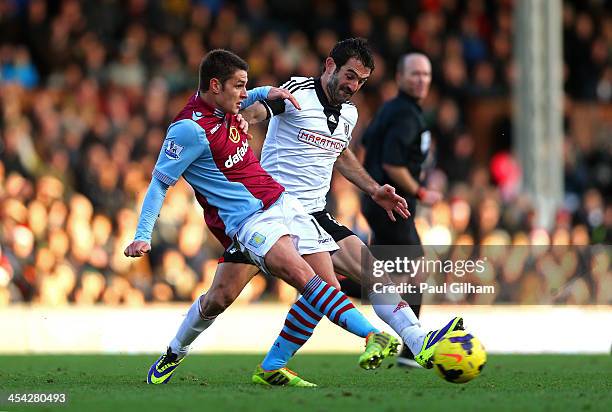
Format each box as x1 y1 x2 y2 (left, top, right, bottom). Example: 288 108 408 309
329 38 375 72
199 49 249 92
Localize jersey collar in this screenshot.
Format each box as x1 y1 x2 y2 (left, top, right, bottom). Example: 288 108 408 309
314 77 343 109
193 91 226 118
314 77 343 134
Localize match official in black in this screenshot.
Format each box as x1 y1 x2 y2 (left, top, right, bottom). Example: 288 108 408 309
360 53 442 367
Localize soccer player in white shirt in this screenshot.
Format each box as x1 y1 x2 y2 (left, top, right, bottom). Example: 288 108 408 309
157 40 463 387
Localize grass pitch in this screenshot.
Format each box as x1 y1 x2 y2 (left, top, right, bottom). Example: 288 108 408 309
1 354 610 412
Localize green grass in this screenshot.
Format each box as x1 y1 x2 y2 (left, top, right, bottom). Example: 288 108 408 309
0 354 610 412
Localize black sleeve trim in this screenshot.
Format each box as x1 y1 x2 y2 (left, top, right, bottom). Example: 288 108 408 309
263 98 286 117
260 100 273 120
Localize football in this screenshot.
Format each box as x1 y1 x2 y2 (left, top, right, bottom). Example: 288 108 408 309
433 330 487 384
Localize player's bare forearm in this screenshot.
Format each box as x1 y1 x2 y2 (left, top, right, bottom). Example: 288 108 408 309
336 150 409 220
382 163 420 195
240 102 268 124
335 149 379 196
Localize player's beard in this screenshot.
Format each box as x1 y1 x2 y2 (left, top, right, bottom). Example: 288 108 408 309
327 73 352 105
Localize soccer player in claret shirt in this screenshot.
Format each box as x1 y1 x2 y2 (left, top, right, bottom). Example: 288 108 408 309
152 40 463 387
125 49 400 386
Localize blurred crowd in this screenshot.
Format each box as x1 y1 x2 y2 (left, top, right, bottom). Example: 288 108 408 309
0 0 610 306
418 243 611 305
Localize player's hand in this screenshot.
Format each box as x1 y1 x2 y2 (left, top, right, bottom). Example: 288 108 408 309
124 240 151 257
267 87 301 110
371 184 410 222
417 188 443 206
235 113 252 140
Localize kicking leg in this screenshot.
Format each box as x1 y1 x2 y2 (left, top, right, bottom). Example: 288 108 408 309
263 236 399 369
148 261 258 384
332 235 427 356
333 235 463 369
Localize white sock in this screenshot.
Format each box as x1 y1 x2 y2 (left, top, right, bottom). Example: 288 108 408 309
398 325 427 355
368 290 426 354
169 294 216 357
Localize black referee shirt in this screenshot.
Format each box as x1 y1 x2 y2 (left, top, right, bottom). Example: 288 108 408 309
361 90 430 212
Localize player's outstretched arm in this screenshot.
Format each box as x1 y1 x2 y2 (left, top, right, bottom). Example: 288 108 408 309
241 87 300 124
124 176 169 257
125 121 204 257
266 87 300 110
335 149 409 221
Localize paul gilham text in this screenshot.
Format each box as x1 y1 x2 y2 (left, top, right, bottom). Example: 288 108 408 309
372 282 495 295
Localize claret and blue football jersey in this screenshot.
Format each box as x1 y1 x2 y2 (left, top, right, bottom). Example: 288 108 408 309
153 93 284 241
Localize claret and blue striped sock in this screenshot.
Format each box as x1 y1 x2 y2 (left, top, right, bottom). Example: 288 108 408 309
301 275 378 338
261 296 322 370
260 276 379 371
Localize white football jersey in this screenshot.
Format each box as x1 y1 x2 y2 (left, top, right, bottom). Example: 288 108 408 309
260 77 358 213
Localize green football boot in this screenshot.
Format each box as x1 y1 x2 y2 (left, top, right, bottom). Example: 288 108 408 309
414 317 464 369
359 331 401 370
252 365 317 387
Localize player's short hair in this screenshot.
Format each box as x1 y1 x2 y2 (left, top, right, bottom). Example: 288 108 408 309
199 49 249 92
329 38 375 72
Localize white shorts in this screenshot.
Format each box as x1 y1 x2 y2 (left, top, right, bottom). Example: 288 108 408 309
235 193 338 275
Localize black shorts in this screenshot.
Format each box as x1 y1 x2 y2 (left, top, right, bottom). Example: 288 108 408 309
310 209 355 243
218 243 253 264
219 209 355 263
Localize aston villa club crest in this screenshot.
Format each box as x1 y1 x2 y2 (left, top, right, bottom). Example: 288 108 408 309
248 232 267 248
229 126 241 143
